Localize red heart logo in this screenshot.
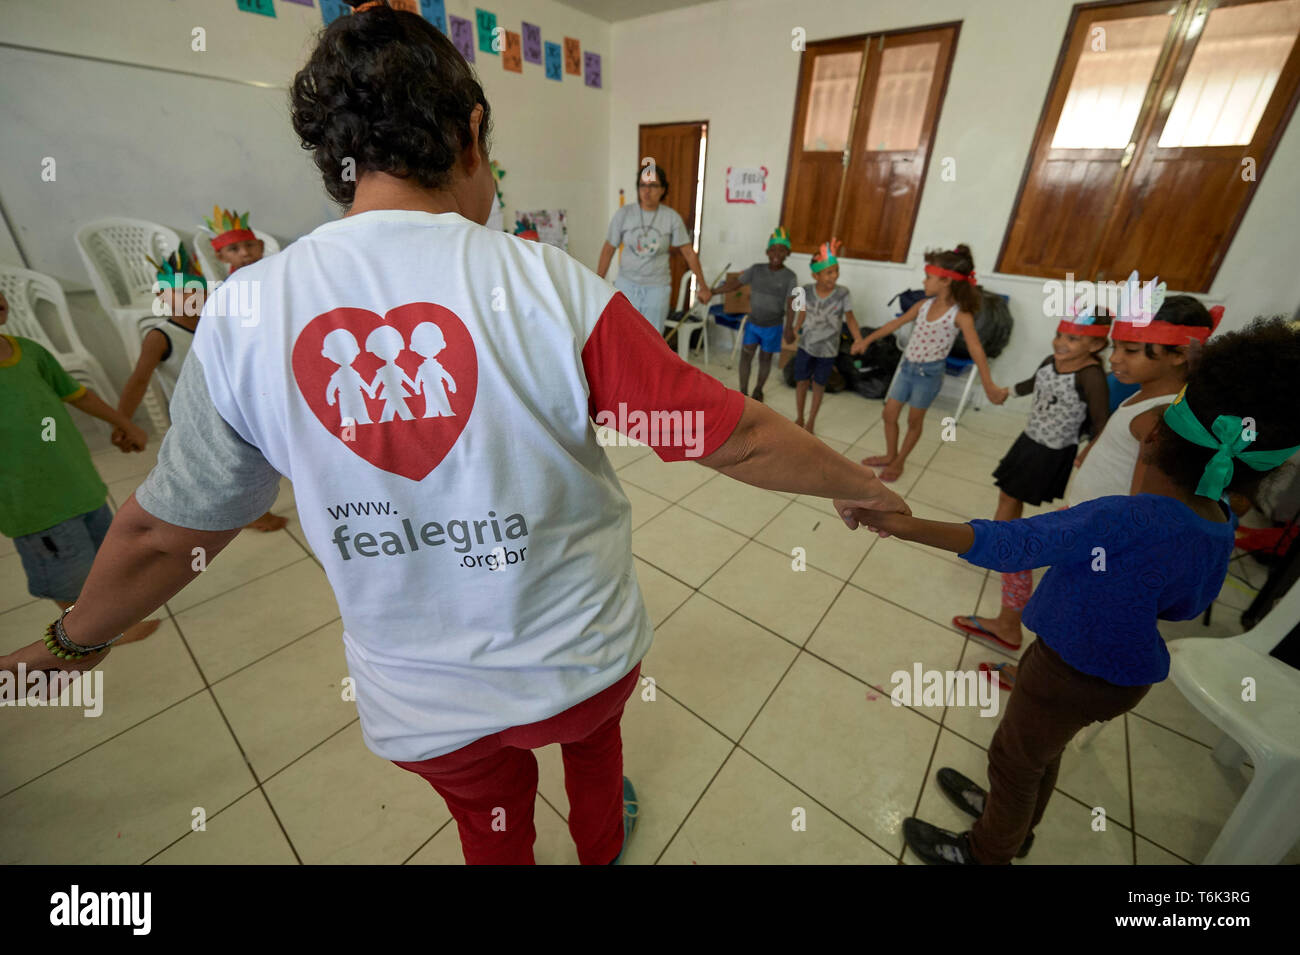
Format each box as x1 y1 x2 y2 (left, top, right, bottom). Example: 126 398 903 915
291 302 477 481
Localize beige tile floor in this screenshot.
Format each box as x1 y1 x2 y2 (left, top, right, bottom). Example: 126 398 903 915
1 357 1293 866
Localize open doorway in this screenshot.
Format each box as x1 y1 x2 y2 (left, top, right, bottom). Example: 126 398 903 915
636 121 708 306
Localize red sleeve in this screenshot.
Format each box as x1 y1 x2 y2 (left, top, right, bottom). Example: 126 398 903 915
582 292 745 462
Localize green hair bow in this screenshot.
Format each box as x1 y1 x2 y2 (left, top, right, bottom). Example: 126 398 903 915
1162 387 1300 499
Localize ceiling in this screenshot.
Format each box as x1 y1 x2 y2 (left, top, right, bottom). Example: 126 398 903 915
553 0 717 22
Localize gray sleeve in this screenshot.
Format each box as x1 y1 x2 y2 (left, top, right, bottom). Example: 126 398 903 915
669 208 690 246
134 354 283 531
605 206 625 247
840 287 853 314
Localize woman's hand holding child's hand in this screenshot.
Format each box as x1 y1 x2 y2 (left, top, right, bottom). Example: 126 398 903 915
834 504 908 538
112 423 148 453
833 483 911 539
849 337 869 356
987 385 1010 406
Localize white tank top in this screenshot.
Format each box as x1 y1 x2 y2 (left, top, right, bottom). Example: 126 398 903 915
1068 391 1176 505
903 299 960 363
148 319 196 405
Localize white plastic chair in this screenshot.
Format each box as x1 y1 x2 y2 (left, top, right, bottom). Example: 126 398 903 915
74 217 180 351
192 227 281 284
1166 579 1300 864
0 265 121 439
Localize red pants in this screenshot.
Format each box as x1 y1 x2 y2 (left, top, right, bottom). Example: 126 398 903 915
394 664 641 865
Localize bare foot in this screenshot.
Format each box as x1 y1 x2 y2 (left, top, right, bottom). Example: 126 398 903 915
965 615 1023 650
861 453 894 467
246 512 288 532
795 417 805 429
116 619 162 647
804 419 816 434
879 463 903 482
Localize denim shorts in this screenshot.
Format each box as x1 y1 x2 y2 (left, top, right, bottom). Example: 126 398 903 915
888 358 947 409
13 503 113 602
793 348 835 385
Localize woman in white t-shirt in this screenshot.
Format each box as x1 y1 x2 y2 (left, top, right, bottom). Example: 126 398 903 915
2 0 909 867
596 165 712 334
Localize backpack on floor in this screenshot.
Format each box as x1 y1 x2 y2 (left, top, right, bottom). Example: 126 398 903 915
949 288 1014 360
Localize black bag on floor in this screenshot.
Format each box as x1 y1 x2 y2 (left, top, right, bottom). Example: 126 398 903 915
949 287 1014 360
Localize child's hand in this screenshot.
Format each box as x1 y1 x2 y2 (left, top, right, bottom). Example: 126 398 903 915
110 427 127 451
836 505 907 538
849 338 868 356
833 489 911 536
784 326 796 345
987 386 1010 405
120 423 148 452
697 287 713 304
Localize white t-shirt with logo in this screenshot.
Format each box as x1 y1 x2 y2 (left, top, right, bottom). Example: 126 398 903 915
135 210 744 761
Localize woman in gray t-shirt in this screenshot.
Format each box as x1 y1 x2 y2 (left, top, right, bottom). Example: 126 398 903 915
597 165 711 334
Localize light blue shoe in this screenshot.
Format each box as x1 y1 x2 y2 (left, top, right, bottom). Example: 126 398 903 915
611 777 639 865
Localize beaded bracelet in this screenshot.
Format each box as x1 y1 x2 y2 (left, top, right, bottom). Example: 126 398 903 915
42 605 123 661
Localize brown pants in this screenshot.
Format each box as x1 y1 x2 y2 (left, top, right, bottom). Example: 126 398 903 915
969 639 1151 865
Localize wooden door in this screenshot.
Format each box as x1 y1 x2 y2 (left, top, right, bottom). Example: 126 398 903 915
839 26 957 261
638 122 706 305
997 1 1185 280
1094 0 1300 290
780 38 868 253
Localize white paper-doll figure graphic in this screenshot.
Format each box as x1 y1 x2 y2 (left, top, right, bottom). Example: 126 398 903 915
365 325 419 422
409 321 457 418
321 328 376 426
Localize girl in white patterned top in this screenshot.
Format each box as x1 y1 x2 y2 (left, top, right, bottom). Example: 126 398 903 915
856 245 1007 482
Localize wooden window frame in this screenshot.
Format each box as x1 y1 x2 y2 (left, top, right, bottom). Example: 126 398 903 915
996 0 1300 291
778 21 961 263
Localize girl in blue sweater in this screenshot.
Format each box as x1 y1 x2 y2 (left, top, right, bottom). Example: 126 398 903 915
835 317 1300 864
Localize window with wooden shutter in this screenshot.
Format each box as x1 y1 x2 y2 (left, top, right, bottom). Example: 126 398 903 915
779 24 960 262
998 0 1300 292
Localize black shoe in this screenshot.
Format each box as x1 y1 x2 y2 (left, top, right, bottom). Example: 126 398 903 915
752 388 764 403
934 767 1034 858
903 818 977 865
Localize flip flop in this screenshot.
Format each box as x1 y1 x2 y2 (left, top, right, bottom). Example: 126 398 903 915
978 661 1016 692
952 615 1022 653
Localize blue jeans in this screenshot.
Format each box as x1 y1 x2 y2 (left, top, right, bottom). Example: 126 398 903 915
13 503 113 602
614 277 672 335
888 358 947 409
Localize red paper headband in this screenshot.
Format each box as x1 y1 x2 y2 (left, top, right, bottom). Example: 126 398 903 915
925 263 977 285
1111 305 1224 346
1057 320 1110 338
210 229 257 252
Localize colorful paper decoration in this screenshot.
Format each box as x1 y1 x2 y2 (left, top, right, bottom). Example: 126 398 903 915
281 0 313 6
522 23 542 64
564 37 581 75
237 0 276 17
476 9 498 55
504 31 522 72
319 0 347 23
518 209 568 251
420 0 446 31
584 51 601 88
450 14 475 61
544 41 562 80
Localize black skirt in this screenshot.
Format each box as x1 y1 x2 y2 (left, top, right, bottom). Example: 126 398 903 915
993 433 1077 506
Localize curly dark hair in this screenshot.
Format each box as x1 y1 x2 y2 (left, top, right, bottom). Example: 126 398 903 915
290 0 492 205
924 244 979 314
1141 294 1214 359
1149 316 1300 499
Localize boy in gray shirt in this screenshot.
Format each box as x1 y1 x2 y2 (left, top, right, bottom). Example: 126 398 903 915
711 227 797 401
788 239 866 433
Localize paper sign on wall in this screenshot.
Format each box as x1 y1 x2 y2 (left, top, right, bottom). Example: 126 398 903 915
522 23 542 64
319 0 347 22
237 0 276 17
281 0 313 6
725 166 769 204
450 14 475 61
504 31 522 72
477 9 498 54
544 41 562 80
563 37 581 75
420 0 446 30
584 52 602 89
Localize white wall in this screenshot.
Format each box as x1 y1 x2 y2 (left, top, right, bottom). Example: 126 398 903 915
607 0 1300 385
0 0 611 287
